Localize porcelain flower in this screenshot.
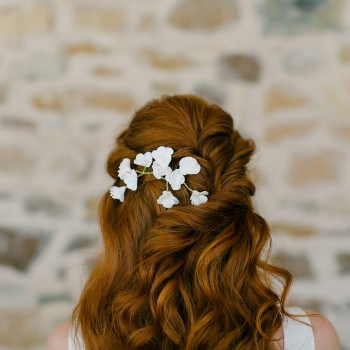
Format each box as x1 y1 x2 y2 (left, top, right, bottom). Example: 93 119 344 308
134 152 153 167
123 169 138 191
179 157 201 175
118 158 132 180
152 146 174 168
152 162 172 179
165 169 185 190
157 190 179 209
190 190 208 206
109 186 126 202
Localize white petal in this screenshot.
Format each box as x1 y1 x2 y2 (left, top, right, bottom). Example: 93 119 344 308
124 170 138 191
179 157 201 175
134 152 153 167
118 158 132 180
190 190 209 206
157 190 179 209
109 186 126 202
152 146 174 168
152 162 172 179
165 169 185 190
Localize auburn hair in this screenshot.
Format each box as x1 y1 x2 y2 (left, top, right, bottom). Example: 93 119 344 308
73 94 294 349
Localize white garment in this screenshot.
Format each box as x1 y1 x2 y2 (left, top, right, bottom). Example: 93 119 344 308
68 306 315 350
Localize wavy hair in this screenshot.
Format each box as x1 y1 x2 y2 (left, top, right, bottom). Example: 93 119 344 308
73 95 294 349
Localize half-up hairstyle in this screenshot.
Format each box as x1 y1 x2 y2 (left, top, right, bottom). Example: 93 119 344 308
73 94 293 349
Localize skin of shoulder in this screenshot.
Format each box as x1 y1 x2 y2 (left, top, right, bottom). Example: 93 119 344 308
46 320 70 350
305 309 341 350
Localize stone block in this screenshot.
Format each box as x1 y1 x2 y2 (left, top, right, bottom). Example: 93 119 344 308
0 227 48 272
24 196 70 218
74 7 126 32
0 4 52 42
0 146 36 174
273 251 315 280
288 151 343 186
337 253 350 274
65 235 96 253
218 54 261 82
91 66 121 77
259 0 343 35
9 51 65 80
339 44 350 63
1 116 36 130
66 42 109 55
332 124 350 142
0 86 6 104
169 0 239 31
271 222 317 237
0 307 42 347
194 84 226 106
141 48 193 70
264 121 316 143
264 87 308 113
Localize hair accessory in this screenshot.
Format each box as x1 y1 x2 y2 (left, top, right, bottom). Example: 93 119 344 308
109 146 209 209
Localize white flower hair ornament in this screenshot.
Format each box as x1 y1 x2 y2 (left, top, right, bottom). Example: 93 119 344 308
109 146 209 209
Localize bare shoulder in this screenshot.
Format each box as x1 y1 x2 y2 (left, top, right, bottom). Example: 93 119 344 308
45 320 70 350
305 310 341 350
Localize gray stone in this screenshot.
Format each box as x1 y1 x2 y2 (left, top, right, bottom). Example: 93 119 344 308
218 54 261 82
194 84 227 106
0 85 6 103
169 0 239 31
337 253 350 274
0 227 49 272
24 196 70 218
1 115 36 130
0 146 36 173
259 0 343 35
65 235 96 253
9 51 65 80
38 293 70 304
282 47 321 74
273 252 315 280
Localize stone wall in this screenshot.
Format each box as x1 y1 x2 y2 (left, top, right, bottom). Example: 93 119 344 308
0 0 349 348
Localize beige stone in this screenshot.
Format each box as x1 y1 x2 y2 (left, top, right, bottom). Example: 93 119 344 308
264 121 316 143
339 44 350 63
169 0 238 31
288 151 343 186
74 7 126 32
91 66 121 77
0 86 6 104
0 307 42 346
141 49 193 70
66 43 109 55
83 90 134 112
0 5 52 41
264 87 308 114
151 81 180 94
33 91 65 112
271 222 317 237
332 124 350 141
0 147 35 173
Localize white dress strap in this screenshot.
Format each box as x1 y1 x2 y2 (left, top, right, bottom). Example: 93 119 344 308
68 324 84 350
283 307 315 350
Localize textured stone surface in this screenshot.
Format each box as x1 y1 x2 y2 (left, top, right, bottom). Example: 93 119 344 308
337 253 350 274
271 222 317 237
66 43 110 56
24 196 69 218
339 44 350 63
264 87 308 113
264 121 316 143
194 84 227 105
0 227 48 272
259 0 343 35
0 147 36 173
74 7 126 32
273 252 315 279
288 151 343 186
0 4 52 42
0 86 6 104
1 116 36 130
141 49 193 70
169 0 238 31
218 54 261 82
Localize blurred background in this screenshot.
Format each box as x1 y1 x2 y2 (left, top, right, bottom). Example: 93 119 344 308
0 0 349 349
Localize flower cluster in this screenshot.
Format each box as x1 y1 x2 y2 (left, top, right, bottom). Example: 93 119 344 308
109 146 209 208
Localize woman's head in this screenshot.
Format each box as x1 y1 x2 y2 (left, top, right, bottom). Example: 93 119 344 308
74 95 292 349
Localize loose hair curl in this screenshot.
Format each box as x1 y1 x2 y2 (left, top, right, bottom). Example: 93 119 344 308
73 95 293 349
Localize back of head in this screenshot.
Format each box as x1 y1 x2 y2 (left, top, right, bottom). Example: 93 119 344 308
73 95 292 349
